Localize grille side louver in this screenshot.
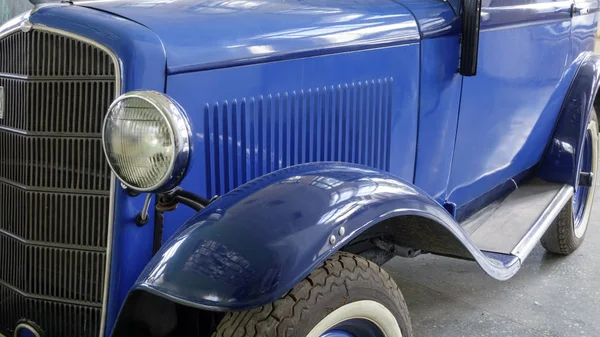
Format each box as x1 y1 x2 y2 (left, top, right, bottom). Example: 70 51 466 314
203 79 394 197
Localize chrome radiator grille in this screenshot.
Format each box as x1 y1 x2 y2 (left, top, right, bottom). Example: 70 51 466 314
0 28 115 337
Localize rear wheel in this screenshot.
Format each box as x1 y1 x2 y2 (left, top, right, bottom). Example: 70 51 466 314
212 252 412 337
541 112 598 254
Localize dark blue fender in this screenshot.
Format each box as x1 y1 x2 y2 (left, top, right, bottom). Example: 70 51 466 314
538 52 600 186
128 163 519 314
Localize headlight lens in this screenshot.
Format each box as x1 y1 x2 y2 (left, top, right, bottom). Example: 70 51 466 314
102 91 191 192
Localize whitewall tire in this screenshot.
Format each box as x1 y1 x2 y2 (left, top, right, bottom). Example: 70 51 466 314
212 252 412 337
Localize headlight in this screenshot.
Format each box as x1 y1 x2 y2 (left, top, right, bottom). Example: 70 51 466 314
102 91 191 192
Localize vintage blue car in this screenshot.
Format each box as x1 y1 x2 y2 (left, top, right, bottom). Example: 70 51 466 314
0 0 599 336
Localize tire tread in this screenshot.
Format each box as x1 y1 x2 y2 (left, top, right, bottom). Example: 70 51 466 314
212 252 411 337
540 201 577 254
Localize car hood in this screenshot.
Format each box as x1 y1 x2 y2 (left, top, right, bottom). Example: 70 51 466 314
76 0 421 74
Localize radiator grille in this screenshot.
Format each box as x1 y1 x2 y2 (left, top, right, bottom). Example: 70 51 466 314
0 132 110 191
0 29 115 77
0 28 115 337
203 79 393 197
0 78 115 134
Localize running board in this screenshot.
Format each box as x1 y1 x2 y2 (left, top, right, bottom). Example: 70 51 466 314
461 180 573 262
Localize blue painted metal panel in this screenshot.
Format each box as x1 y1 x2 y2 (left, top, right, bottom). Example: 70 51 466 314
11 0 600 334
163 43 420 217
479 0 573 30
201 79 394 198
573 129 593 226
446 0 460 14
25 6 168 336
104 189 157 336
446 1 574 209
127 163 520 315
571 0 600 55
538 53 600 186
321 331 355 337
78 0 420 74
30 5 166 92
321 318 387 337
414 36 462 202
17 328 35 337
390 0 457 34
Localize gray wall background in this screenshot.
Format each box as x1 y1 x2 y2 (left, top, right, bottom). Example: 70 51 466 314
1 0 32 26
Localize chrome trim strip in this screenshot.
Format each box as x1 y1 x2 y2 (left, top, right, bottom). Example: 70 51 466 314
101 175 117 337
0 20 26 41
0 85 4 120
511 184 574 260
0 124 102 138
0 279 103 308
480 1 573 32
0 72 115 80
0 229 107 252
0 176 110 196
24 24 121 337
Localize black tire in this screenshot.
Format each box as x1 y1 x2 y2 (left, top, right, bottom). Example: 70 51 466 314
541 112 598 255
212 252 412 337
540 201 582 254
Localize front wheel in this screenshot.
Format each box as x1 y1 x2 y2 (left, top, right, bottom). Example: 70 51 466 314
541 112 598 255
212 252 412 337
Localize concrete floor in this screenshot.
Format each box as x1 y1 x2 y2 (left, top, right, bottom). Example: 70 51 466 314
387 183 600 336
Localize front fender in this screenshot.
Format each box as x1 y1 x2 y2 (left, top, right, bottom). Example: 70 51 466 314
129 163 519 314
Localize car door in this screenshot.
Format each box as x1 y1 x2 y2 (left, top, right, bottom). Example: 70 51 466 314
446 0 575 219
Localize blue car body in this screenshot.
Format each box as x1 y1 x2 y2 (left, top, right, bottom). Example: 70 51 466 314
0 0 599 336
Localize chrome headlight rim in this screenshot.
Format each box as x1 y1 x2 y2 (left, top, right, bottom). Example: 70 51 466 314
102 90 192 193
